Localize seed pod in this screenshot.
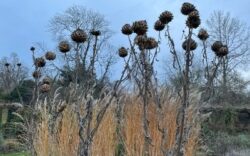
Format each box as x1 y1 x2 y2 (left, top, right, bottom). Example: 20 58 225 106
40 84 50 93
42 77 51 85
182 38 197 51
32 71 41 79
71 28 88 43
90 30 101 36
159 11 173 24
211 41 223 53
59 41 71 53
145 37 158 50
154 20 165 31
17 63 22 67
30 46 35 52
118 47 128 58
132 20 148 35
181 2 196 15
45 51 56 61
198 28 209 41
134 35 147 50
35 57 46 68
186 11 200 29
121 24 133 35
5 63 10 67
217 45 228 57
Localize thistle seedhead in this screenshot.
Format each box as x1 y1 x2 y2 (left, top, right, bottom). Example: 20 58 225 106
181 2 196 15
198 28 209 41
71 28 88 43
132 20 148 35
159 11 173 24
186 11 201 29
45 51 56 61
154 20 165 31
90 30 101 36
32 70 41 79
121 24 133 35
182 38 197 51
59 41 71 53
145 37 158 50
35 57 46 68
118 47 128 58
40 84 50 93
211 41 223 53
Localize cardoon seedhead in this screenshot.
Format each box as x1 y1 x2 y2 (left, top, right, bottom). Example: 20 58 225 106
118 47 128 58
5 63 10 67
45 51 56 61
71 28 88 43
211 41 223 53
17 63 22 67
32 70 41 79
154 20 165 31
217 45 228 57
198 28 209 41
35 57 46 68
90 30 101 36
181 2 196 15
59 41 71 53
132 20 148 35
30 46 35 52
186 11 200 29
182 38 197 51
40 84 50 93
159 11 173 24
121 24 133 35
145 37 158 50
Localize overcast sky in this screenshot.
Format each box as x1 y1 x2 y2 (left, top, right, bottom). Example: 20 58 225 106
0 0 249 79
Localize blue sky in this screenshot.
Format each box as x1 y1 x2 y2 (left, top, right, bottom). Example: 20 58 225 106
0 0 249 79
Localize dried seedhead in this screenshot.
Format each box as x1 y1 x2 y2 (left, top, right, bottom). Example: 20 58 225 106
181 2 196 15
35 57 46 68
71 28 88 43
59 41 71 53
45 51 56 61
159 11 173 24
132 20 148 35
182 38 197 51
40 84 50 93
90 30 101 36
121 24 133 35
198 28 209 41
118 47 128 58
32 70 41 79
154 20 165 31
186 11 201 29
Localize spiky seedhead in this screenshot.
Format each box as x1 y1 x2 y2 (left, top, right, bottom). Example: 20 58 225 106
198 28 209 41
32 70 41 79
90 30 101 36
118 47 128 58
181 2 196 15
145 37 158 50
132 20 148 35
186 11 200 29
154 20 165 31
211 41 223 53
59 41 71 53
134 35 147 50
42 77 51 85
35 57 46 68
71 28 88 43
182 38 197 51
121 24 133 35
5 63 10 67
45 51 56 61
17 63 22 67
40 84 50 93
159 11 173 24
30 46 35 52
217 45 228 57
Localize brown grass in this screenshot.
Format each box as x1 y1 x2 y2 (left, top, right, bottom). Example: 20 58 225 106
33 93 199 156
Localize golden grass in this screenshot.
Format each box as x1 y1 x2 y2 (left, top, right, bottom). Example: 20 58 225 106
33 94 199 156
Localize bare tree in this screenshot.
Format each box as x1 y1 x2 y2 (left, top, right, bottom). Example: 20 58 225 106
207 11 250 94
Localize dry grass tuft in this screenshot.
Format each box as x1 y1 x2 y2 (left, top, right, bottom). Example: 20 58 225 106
33 93 200 156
